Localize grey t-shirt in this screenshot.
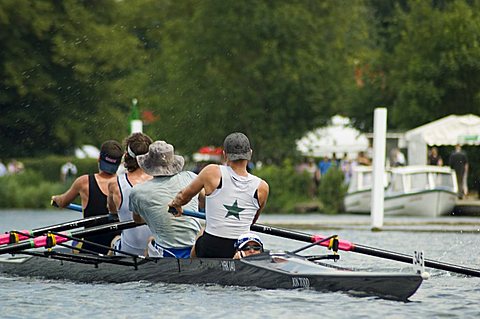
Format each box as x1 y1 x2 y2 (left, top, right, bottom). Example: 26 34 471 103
129 171 201 248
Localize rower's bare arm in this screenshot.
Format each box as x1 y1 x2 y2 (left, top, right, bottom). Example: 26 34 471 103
169 165 218 215
107 181 119 214
51 176 86 208
252 180 269 224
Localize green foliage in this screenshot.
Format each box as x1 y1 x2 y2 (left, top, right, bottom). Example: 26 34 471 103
350 0 480 132
0 0 144 157
21 156 97 182
0 170 66 208
386 0 480 129
148 0 377 162
318 168 348 214
254 160 312 214
1 0 480 171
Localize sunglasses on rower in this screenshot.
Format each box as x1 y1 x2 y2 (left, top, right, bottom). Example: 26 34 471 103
241 245 263 252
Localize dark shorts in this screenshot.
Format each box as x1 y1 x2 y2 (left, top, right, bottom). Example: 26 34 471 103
82 232 119 255
195 232 236 258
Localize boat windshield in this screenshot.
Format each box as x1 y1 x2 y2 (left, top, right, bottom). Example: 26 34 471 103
431 172 455 189
409 173 429 191
399 171 455 193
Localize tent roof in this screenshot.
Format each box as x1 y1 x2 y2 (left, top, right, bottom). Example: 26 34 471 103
296 115 369 158
405 114 480 146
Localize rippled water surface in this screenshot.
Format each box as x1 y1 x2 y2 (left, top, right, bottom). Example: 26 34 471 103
0 210 479 318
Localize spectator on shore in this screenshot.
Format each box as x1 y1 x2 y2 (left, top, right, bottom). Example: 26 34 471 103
297 157 320 198
0 160 6 177
428 147 443 166
340 153 353 185
318 156 332 177
356 151 371 166
449 144 469 199
7 159 24 174
60 161 78 184
389 147 406 167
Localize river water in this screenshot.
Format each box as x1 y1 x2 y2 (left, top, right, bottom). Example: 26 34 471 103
0 209 479 319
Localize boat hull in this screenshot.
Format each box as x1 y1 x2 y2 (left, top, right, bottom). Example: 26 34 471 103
344 189 457 217
0 251 422 301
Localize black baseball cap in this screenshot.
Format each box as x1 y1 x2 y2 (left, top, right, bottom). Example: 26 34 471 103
223 132 252 161
99 140 123 174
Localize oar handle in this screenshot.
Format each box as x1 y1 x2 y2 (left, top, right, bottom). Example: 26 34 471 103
66 203 83 212
181 209 205 219
51 199 83 212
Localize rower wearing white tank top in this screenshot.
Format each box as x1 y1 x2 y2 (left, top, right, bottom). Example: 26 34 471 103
168 132 269 258
107 133 153 256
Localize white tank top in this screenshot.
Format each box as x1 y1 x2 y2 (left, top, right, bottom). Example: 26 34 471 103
205 165 261 239
117 173 152 252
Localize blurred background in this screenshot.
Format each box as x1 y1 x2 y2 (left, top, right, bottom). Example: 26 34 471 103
1 0 480 212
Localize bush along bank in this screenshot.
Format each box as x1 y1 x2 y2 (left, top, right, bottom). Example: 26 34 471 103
1 158 348 213
253 160 347 214
0 170 68 209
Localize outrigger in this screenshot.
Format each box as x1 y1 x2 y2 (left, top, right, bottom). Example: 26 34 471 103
0 207 478 302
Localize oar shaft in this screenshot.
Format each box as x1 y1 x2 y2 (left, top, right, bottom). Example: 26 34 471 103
181 209 480 277
182 210 355 250
0 215 117 245
0 221 138 255
353 244 480 277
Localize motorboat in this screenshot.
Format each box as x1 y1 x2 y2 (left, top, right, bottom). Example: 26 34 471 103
344 165 458 217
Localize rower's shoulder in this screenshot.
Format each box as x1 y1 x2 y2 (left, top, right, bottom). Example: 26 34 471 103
72 174 89 188
198 164 221 178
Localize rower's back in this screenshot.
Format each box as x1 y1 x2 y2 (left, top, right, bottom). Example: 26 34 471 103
52 140 123 255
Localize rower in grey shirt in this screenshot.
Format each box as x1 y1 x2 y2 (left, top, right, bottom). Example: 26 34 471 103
129 141 201 258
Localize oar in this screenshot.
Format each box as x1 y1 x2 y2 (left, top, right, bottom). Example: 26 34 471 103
180 209 480 277
51 200 83 212
65 203 82 212
0 214 118 245
0 220 137 255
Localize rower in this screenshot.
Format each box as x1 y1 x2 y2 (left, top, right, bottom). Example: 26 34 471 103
233 232 264 259
129 141 202 258
107 132 153 256
51 140 123 254
168 132 269 259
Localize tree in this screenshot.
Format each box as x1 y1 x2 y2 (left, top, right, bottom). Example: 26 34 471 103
141 0 377 162
0 0 144 156
347 0 480 131
388 0 480 129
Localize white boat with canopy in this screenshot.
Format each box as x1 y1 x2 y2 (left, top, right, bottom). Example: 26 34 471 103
344 165 458 217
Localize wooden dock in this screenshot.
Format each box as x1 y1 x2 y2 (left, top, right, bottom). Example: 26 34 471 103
452 196 480 216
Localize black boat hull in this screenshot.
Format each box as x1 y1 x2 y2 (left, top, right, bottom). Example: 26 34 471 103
0 251 423 301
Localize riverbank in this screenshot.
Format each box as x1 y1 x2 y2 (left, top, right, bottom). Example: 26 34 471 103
258 213 480 233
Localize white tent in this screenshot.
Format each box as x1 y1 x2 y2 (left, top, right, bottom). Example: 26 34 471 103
405 114 480 165
75 145 100 159
296 115 369 158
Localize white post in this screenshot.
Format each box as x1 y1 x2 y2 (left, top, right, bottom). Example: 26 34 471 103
130 98 143 134
131 120 143 134
371 108 387 230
